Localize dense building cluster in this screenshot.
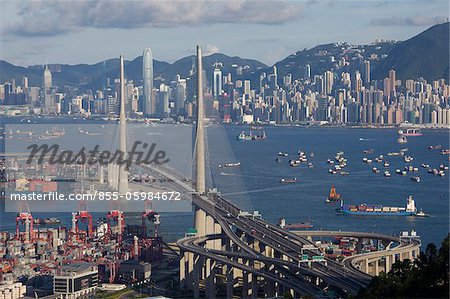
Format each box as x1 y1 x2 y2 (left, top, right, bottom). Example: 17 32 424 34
1 43 449 127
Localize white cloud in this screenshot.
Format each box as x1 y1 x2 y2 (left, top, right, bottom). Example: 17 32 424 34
3 0 304 37
203 44 220 56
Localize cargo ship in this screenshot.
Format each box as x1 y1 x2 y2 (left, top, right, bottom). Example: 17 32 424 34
336 195 418 216
279 218 313 229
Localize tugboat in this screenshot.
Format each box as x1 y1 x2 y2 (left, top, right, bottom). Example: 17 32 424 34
327 185 341 203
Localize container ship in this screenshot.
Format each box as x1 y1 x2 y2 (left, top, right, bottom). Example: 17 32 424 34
336 195 418 216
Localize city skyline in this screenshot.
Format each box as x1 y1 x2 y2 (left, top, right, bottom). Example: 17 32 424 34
0 0 448 67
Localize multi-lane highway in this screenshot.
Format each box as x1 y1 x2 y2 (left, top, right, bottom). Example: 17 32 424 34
144 164 416 296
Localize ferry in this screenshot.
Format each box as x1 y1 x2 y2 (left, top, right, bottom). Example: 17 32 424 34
280 178 298 183
398 128 422 136
336 195 418 216
237 127 266 141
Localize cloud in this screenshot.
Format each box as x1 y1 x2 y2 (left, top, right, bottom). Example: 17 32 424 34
203 44 220 56
370 15 448 26
3 0 304 37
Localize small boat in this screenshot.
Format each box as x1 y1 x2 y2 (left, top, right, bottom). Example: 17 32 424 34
373 167 380 173
404 156 413 163
276 158 283 163
428 145 442 150
411 176 421 183
421 163 430 168
289 160 301 167
340 171 349 176
363 149 374 154
328 169 337 174
280 178 298 183
397 136 408 144
387 152 404 156
327 159 335 164
384 162 390 167
278 152 289 157
440 149 450 155
218 162 241 168
415 210 429 217
384 171 391 177
400 148 408 152
307 163 314 168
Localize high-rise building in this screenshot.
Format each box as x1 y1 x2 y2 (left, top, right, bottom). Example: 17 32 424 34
273 66 278 89
305 64 311 79
143 48 154 115
43 64 53 109
213 64 222 99
324 71 334 95
389 69 396 96
363 60 370 86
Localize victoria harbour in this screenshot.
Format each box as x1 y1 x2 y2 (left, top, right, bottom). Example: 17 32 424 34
1 120 448 248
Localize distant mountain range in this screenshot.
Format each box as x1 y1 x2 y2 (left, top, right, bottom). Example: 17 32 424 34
0 23 448 90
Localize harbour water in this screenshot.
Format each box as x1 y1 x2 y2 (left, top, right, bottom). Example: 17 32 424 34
1 118 448 247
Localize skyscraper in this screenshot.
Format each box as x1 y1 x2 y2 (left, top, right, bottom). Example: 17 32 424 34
389 69 396 96
324 71 334 95
43 64 52 91
142 48 154 115
305 64 311 79
212 63 222 100
363 60 370 86
43 64 53 109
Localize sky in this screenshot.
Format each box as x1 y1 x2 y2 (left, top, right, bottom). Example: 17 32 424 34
0 0 448 67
